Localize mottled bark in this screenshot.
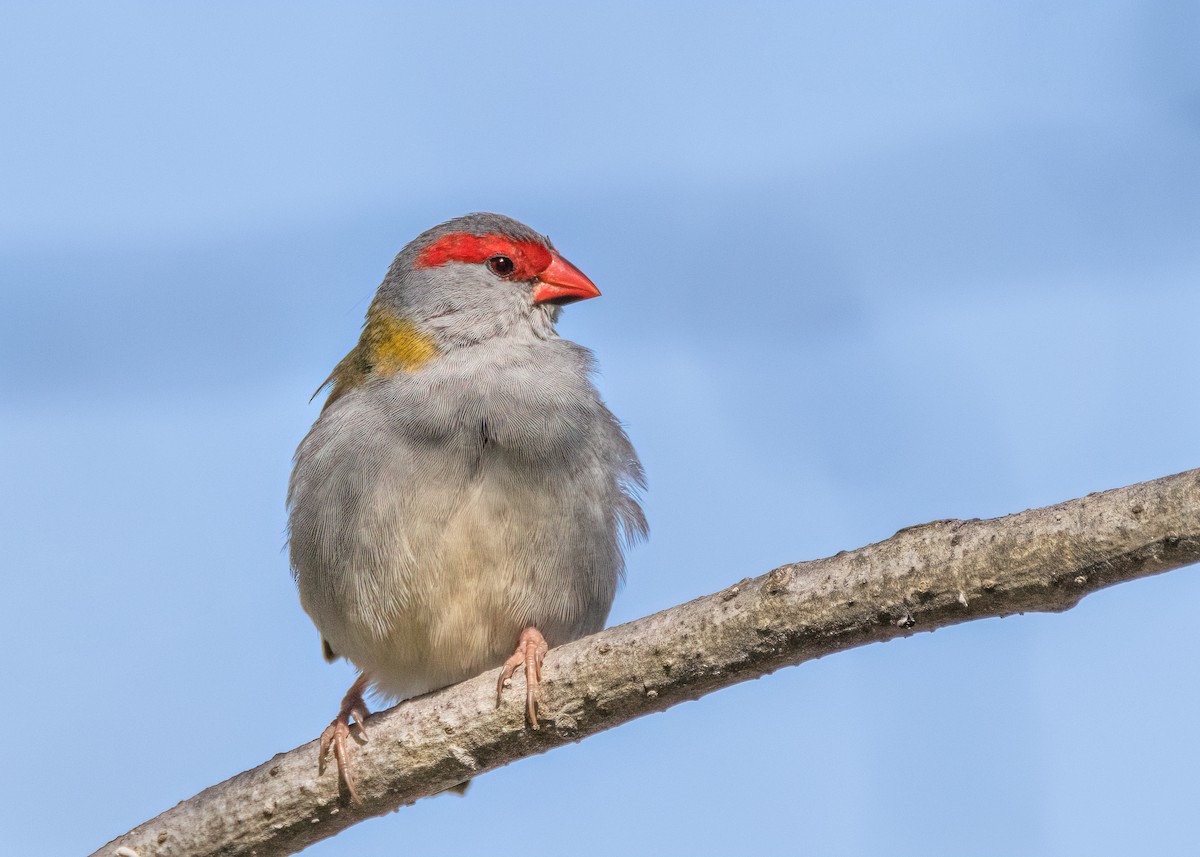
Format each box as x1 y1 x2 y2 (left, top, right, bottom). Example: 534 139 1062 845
95 469 1200 857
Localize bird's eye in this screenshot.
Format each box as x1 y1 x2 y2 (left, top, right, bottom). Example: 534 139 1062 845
487 255 515 277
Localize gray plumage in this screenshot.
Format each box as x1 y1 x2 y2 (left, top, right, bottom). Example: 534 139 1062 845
287 213 646 701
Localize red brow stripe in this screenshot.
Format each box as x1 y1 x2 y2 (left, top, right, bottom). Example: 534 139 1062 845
414 232 553 279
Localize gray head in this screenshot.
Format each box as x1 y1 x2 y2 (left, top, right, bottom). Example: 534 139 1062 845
374 213 600 348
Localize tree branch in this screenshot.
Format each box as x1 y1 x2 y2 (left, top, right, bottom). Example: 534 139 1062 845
94 469 1200 857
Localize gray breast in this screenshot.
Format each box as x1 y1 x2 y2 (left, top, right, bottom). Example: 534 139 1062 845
287 336 646 697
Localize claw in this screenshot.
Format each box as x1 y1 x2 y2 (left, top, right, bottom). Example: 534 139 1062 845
496 627 549 729
319 673 371 802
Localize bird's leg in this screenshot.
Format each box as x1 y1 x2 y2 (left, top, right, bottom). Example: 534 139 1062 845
496 626 549 729
319 672 371 802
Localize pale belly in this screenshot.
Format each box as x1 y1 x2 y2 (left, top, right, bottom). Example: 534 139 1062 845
303 452 618 702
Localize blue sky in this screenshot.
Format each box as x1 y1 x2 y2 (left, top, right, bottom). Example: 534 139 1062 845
3 3 1199 855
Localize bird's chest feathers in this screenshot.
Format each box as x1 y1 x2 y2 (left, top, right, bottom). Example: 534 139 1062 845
397 342 593 461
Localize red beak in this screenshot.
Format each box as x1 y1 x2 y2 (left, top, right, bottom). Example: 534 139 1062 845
532 252 601 306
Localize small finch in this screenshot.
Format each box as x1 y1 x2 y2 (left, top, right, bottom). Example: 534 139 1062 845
287 213 646 799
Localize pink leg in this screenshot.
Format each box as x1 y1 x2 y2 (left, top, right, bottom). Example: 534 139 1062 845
496 627 549 729
319 673 371 802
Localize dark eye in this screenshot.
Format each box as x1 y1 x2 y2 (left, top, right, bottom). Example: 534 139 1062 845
487 255 515 277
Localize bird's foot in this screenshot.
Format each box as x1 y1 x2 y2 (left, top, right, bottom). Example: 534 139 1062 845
319 673 371 802
496 626 549 729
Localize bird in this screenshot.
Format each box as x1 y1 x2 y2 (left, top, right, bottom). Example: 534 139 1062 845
287 212 646 801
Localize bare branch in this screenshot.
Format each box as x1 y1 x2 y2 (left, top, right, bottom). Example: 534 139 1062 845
94 468 1200 857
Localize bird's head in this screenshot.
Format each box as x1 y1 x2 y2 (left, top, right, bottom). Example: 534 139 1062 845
376 212 600 348
318 213 600 408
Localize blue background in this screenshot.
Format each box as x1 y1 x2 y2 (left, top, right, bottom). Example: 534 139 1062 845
3 3 1199 855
